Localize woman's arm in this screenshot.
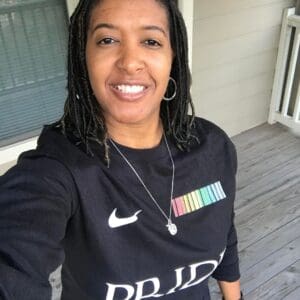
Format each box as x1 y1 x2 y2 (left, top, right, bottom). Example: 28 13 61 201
218 280 242 300
0 155 76 299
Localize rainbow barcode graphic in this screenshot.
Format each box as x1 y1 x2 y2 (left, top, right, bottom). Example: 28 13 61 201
171 181 226 217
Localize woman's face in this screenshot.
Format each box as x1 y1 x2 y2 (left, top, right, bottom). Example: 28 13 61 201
86 0 173 129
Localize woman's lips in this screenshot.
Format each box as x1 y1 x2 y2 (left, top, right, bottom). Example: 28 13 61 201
110 84 149 101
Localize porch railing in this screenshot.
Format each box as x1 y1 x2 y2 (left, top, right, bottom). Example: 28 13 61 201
268 8 300 131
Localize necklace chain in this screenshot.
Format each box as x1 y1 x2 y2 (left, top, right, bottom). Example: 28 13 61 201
109 133 177 235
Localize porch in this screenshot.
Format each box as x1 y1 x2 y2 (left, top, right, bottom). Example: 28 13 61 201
210 122 300 299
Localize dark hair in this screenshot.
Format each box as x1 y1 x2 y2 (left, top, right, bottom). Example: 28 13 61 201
58 0 196 163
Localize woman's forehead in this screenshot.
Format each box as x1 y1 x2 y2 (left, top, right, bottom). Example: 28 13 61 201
88 0 169 31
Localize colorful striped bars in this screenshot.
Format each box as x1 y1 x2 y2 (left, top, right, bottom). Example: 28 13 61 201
171 181 226 217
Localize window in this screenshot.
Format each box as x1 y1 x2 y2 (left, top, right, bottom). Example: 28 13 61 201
0 0 68 147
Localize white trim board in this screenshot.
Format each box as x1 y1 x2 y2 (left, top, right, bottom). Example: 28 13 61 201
0 137 37 165
66 0 79 17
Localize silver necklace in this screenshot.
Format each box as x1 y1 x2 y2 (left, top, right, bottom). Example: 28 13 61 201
109 133 177 236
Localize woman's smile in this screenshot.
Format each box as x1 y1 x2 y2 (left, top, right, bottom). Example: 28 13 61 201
109 82 150 101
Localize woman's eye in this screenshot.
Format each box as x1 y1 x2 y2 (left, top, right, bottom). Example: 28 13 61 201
144 39 161 47
97 38 117 45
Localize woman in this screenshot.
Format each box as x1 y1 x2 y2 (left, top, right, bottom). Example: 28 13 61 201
0 0 242 299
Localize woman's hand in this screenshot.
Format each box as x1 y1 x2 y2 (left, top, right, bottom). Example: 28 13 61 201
218 279 242 300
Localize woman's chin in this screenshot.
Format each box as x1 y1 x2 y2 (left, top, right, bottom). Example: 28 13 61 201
106 111 159 128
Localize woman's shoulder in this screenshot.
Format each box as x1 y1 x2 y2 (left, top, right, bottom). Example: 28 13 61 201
35 125 83 163
192 116 231 142
0 127 79 222
3 125 89 183
2 124 84 195
191 117 237 173
25 125 96 170
6 127 69 174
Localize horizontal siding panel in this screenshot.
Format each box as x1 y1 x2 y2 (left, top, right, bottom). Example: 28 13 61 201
202 91 271 121
193 0 295 46
199 92 271 136
192 50 277 94
193 25 281 70
192 0 296 135
226 112 270 136
224 110 270 136
194 0 295 20
194 73 274 116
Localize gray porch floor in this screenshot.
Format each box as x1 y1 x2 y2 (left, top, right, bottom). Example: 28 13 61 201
209 122 300 299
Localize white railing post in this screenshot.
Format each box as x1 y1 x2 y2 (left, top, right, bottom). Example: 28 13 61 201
268 8 295 124
293 82 300 123
281 26 300 117
268 8 300 132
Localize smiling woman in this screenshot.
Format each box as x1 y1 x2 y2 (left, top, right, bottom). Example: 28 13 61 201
0 1 242 299
61 0 194 160
85 0 173 147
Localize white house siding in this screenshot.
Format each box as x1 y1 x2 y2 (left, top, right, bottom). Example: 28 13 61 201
192 0 296 136
66 0 79 16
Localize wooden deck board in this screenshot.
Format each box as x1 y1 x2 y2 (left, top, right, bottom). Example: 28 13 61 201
246 260 300 300
241 237 300 294
236 182 299 250
209 123 300 300
237 144 300 189
239 217 300 272
236 158 300 210
283 286 300 300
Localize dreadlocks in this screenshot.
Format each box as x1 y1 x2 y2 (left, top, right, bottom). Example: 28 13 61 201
158 0 196 146
57 0 196 164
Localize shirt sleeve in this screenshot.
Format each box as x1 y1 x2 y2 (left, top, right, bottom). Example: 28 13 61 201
212 211 240 282
212 137 240 282
0 154 77 300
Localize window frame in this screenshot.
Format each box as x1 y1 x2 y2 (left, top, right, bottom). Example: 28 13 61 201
0 0 74 166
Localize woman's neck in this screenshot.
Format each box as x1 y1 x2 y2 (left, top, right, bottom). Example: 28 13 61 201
107 120 163 149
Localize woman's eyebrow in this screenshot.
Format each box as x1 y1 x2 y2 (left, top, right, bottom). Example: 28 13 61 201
92 23 117 34
92 23 167 37
142 25 168 37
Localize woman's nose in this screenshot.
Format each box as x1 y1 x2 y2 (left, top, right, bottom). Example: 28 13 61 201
116 44 145 75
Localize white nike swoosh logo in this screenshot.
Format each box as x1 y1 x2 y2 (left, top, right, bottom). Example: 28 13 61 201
108 209 142 228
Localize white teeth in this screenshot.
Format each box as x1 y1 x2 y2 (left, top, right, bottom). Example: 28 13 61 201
116 85 145 94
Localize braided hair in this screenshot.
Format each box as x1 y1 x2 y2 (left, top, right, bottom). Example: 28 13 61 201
58 0 197 164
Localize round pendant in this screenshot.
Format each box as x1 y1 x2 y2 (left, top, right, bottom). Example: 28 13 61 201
167 222 177 235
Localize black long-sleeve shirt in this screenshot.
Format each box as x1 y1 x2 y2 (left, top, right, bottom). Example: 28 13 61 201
0 117 240 299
